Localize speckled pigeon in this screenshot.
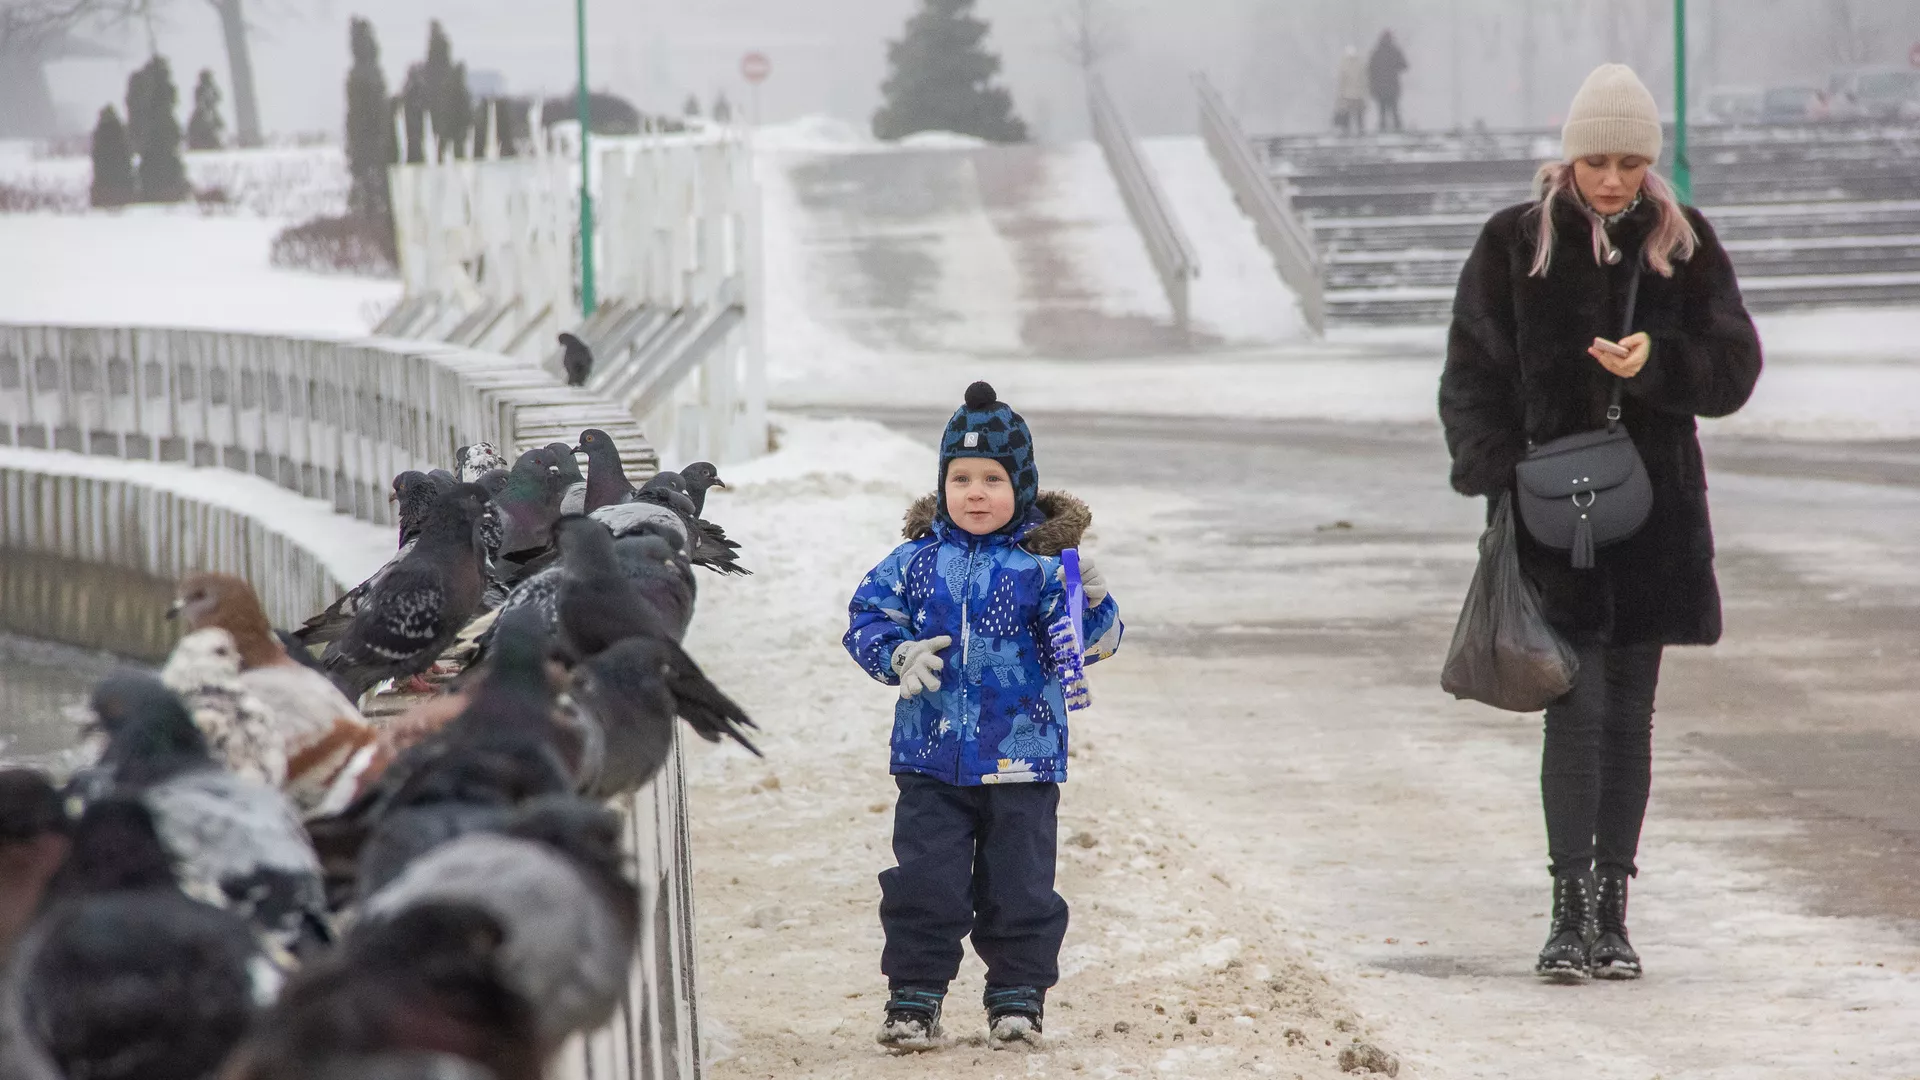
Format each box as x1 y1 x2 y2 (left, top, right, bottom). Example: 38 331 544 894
321 484 492 700
454 442 507 484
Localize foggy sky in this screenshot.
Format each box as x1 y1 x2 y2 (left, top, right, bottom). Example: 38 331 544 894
34 0 1920 143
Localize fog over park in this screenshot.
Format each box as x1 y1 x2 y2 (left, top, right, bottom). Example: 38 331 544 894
8 0 1920 142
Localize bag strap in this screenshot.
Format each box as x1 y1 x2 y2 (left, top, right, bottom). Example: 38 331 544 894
1605 256 1644 430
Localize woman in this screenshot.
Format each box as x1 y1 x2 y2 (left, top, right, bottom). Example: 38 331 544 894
1439 64 1762 981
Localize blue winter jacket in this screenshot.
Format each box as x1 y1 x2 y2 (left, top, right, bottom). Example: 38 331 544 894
844 493 1122 786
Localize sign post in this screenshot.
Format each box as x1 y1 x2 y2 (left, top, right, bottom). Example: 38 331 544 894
576 0 595 315
741 51 771 128
1673 0 1691 204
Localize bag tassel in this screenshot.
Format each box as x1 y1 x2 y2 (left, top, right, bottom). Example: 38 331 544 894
1571 514 1596 570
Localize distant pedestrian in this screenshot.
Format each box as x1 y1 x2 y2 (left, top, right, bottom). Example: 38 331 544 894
845 382 1121 1053
1368 30 1408 133
1440 64 1762 982
1335 47 1369 135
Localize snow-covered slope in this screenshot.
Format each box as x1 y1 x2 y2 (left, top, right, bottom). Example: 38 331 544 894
1142 135 1305 343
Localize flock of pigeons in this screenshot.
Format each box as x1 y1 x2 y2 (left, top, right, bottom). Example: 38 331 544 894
0 429 760 1080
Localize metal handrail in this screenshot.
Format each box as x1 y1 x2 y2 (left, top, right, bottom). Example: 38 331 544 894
1088 75 1198 331
1193 73 1327 336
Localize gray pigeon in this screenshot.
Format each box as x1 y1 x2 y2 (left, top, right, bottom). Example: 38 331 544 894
574 427 638 511
679 461 729 517
321 484 492 699
493 448 570 560
391 470 453 549
571 633 758 799
75 672 329 958
359 796 639 1052
544 442 589 516
558 333 594 388
0 796 271 1080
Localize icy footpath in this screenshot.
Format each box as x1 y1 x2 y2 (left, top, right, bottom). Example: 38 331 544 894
680 416 1394 1079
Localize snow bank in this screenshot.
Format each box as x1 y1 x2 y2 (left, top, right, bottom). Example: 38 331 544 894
0 143 350 221
1142 135 1306 343
1030 141 1173 326
0 212 400 337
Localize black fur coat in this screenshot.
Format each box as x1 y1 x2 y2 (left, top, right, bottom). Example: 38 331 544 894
1440 194 1763 647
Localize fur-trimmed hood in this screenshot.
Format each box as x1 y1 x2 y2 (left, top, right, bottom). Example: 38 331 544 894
901 491 1092 556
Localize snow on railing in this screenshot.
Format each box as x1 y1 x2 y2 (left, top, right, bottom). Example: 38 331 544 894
1194 73 1327 336
1089 75 1199 333
0 321 700 1080
387 125 766 467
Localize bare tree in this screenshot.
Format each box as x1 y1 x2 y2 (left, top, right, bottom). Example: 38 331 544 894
1055 0 1124 77
205 0 260 146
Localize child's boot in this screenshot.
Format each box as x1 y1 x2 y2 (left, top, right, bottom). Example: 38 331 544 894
876 985 945 1052
985 985 1045 1047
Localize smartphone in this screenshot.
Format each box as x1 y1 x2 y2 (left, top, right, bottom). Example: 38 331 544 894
1593 338 1631 358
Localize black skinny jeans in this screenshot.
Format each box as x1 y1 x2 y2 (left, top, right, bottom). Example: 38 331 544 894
1541 641 1663 879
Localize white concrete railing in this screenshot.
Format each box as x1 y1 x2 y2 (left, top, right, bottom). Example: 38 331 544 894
1194 73 1327 336
1089 75 1199 332
387 128 766 467
0 322 701 1080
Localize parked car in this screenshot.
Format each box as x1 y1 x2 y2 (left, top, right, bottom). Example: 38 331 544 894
1760 85 1859 124
1701 86 1763 125
1828 68 1920 120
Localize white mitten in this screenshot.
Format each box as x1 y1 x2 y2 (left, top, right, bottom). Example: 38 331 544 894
891 636 953 699
1064 553 1109 606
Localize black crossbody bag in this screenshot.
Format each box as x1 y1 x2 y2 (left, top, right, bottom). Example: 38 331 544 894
1513 260 1654 570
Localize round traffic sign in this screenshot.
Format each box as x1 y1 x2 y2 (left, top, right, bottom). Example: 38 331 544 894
741 51 772 84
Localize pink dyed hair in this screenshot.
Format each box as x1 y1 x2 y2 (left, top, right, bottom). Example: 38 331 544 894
1525 161 1698 279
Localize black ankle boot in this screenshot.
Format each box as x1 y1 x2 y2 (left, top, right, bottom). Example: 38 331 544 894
1589 870 1642 979
1535 869 1596 980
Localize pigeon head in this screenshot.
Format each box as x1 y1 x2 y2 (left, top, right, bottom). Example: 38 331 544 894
575 428 613 456
507 447 568 500
0 768 67 845
558 332 586 351
542 443 585 486
390 470 428 504
455 442 508 484
420 483 495 547
680 461 727 494
635 484 698 517
44 795 178 899
162 628 246 691
88 670 210 776
474 468 510 499
642 471 688 496
169 572 282 669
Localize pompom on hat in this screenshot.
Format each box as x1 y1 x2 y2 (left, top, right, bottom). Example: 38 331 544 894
937 381 1038 530
1562 64 1663 163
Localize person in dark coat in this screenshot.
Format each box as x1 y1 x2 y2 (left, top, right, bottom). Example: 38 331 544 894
1439 63 1762 982
1367 30 1409 132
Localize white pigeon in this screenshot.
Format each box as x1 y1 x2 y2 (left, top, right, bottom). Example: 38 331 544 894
162 629 289 789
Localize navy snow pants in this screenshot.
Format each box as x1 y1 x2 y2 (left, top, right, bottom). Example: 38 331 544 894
878 773 1069 990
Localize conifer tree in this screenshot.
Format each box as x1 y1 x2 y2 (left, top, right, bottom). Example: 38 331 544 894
873 0 1027 143
186 69 225 151
90 106 138 208
683 93 702 118
126 56 190 202
345 18 395 222
402 21 473 161
711 92 733 124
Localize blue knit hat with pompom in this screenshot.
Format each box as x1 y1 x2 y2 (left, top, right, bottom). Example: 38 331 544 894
937 381 1038 530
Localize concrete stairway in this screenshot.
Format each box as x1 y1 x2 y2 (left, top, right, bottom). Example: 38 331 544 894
1259 123 1920 325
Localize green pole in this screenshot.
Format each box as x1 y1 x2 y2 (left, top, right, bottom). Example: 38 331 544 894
576 0 596 315
1673 0 1692 203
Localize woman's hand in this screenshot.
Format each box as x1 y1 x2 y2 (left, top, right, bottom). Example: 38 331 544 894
1590 332 1651 378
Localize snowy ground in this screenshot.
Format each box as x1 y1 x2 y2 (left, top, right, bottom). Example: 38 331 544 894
0 141 350 221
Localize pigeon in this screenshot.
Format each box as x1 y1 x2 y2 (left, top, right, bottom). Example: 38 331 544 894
391 470 454 549
360 796 639 1051
454 442 507 484
77 671 331 958
0 770 69 964
576 427 638 511
679 460 729 516
160 628 289 788
553 516 757 748
222 902 541 1080
0 797 270 1080
172 573 385 818
484 524 693 652
558 332 595 388
322 483 492 701
545 441 589 516
590 493 751 577
492 447 570 561
630 469 751 575
572 634 760 799
311 607 578 906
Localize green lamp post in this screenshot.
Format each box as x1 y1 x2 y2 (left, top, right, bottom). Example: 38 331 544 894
1673 0 1692 203
576 0 596 315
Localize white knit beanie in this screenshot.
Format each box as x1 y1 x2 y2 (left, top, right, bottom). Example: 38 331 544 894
1561 64 1663 162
